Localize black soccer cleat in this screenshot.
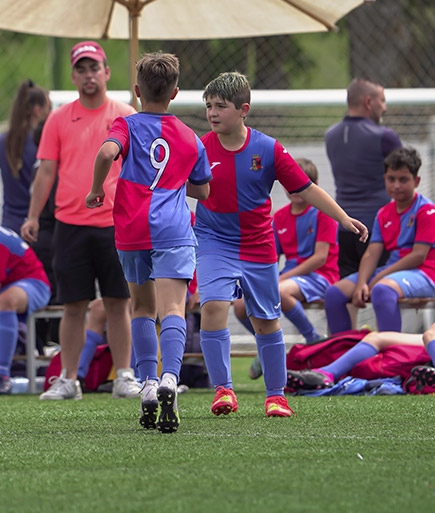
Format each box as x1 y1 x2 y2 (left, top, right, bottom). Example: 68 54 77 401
287 369 333 392
156 386 180 434
410 365 435 391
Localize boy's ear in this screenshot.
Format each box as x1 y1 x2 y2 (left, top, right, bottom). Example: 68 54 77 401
134 84 141 98
170 87 179 101
415 175 421 188
240 102 250 119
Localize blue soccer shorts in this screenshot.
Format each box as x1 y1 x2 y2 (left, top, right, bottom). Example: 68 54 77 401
118 246 196 285
1 278 51 316
196 251 281 319
345 267 435 297
286 272 331 302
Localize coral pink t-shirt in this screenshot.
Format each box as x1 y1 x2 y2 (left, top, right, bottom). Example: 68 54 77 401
37 98 136 227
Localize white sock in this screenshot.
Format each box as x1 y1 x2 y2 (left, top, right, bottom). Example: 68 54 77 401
160 372 177 389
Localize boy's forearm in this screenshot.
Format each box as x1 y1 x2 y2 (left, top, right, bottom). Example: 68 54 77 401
92 150 114 193
356 246 381 285
300 184 348 225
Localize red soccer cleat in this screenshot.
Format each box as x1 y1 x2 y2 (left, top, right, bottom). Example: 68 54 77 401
265 395 296 417
211 386 238 416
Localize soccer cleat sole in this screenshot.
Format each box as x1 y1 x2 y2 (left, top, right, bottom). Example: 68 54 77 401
411 365 435 389
156 387 179 434
287 370 332 392
266 406 295 418
211 403 235 416
139 399 158 430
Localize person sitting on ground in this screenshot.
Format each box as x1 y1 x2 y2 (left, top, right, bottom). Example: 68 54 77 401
411 322 435 389
324 146 435 334
233 157 339 379
287 323 435 393
0 226 51 393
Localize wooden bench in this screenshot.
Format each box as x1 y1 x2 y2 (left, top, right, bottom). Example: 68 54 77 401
303 297 435 310
24 298 435 394
24 305 259 394
302 297 435 335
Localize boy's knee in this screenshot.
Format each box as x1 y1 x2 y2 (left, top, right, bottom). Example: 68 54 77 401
371 283 399 307
324 285 348 306
422 323 435 346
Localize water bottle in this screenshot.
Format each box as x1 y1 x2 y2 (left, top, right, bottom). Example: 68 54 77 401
9 376 45 394
10 377 29 394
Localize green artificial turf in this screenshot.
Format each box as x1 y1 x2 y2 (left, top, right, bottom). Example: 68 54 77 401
0 359 433 513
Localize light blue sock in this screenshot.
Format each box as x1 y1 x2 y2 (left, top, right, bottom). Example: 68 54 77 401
0 311 18 377
131 317 159 382
159 315 186 380
200 328 232 388
256 330 286 397
283 300 318 342
426 340 435 364
371 284 401 331
324 286 352 334
322 341 378 380
78 330 103 379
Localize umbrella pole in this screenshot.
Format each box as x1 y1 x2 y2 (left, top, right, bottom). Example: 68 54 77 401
129 12 139 111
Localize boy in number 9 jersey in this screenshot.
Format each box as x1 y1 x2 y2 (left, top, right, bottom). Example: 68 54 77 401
86 52 212 433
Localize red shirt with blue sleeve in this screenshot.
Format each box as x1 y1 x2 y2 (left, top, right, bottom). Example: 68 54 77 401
370 193 435 283
274 203 339 284
106 113 212 251
195 128 311 263
0 226 50 289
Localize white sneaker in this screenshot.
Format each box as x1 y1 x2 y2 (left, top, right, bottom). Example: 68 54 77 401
157 373 179 433
112 368 141 399
139 380 159 430
40 369 82 401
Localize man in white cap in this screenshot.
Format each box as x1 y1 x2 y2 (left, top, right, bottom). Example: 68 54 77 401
22 41 140 400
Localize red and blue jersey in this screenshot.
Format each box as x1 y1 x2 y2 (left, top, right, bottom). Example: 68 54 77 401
371 193 435 283
195 128 311 263
274 204 339 284
107 113 212 251
0 226 50 289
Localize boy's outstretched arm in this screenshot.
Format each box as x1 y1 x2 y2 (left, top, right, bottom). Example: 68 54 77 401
300 183 368 243
85 141 119 209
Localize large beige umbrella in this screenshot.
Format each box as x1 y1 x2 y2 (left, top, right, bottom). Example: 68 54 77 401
0 0 372 105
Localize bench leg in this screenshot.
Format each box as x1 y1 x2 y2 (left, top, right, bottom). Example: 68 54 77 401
26 314 37 394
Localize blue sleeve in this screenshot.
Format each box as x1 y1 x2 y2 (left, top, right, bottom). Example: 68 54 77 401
370 215 383 243
188 137 213 185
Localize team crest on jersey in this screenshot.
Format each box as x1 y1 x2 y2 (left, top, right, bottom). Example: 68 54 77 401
250 155 262 171
307 224 314 235
407 214 415 227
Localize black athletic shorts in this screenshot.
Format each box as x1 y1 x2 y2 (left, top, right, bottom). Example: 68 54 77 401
52 221 130 303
